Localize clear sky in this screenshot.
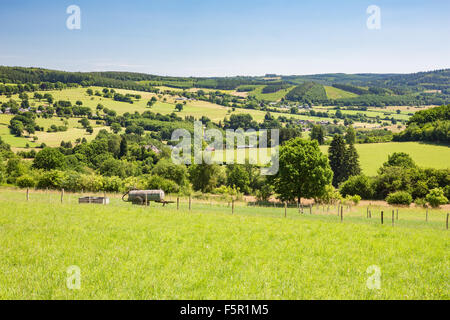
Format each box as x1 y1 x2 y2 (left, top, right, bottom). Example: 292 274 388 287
0 0 449 76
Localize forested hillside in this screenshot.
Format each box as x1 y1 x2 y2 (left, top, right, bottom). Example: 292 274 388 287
394 105 450 143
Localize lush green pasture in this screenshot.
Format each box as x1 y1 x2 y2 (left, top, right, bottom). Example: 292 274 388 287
0 114 106 148
212 142 450 176
248 86 294 102
324 86 358 99
0 189 447 299
320 142 450 176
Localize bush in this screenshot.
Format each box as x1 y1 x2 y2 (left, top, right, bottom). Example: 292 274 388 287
16 175 35 188
340 175 374 199
102 176 124 192
351 195 361 205
144 175 179 194
255 184 274 202
386 191 413 205
318 185 341 204
36 170 65 189
425 188 448 208
414 198 427 208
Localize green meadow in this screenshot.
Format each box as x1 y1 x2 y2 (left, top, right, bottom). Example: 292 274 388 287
324 86 358 99
320 142 450 176
0 189 448 299
0 114 105 148
248 85 294 102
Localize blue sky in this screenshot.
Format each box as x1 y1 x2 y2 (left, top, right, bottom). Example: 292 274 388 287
0 0 449 76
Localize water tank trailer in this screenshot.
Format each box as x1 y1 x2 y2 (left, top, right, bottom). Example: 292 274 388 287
122 189 174 206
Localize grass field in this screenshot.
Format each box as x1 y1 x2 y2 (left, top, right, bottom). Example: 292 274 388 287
324 86 358 99
212 142 450 176
320 142 450 176
248 86 294 102
0 114 106 148
0 189 448 299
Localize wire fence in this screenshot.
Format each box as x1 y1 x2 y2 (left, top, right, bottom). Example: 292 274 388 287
6 187 450 231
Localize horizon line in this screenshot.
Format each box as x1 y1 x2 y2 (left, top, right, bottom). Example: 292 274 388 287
1 65 449 79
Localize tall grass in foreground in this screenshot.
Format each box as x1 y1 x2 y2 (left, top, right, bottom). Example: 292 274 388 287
0 189 448 299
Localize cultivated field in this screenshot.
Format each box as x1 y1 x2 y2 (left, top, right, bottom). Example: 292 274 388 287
0 189 448 299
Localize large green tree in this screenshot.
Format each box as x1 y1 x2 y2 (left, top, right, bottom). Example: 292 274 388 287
33 148 65 171
271 138 332 203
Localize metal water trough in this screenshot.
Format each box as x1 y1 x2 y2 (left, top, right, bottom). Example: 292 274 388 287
79 196 109 205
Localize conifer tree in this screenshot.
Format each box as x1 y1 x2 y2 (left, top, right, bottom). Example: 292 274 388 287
328 134 347 187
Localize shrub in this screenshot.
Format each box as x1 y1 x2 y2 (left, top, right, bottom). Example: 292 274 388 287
386 191 413 205
36 170 65 189
351 195 361 205
255 184 274 202
16 175 35 188
414 198 427 208
78 174 104 192
444 185 450 200
318 185 341 204
425 188 448 208
102 176 124 192
340 175 374 199
144 175 179 194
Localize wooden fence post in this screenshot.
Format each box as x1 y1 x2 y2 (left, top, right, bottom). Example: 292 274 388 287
189 195 191 210
396 209 398 220
26 188 29 201
61 189 64 203
177 197 179 210
340 205 343 222
381 211 384 225
426 208 428 222
284 202 287 218
309 205 312 215
232 199 235 214
446 213 449 230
